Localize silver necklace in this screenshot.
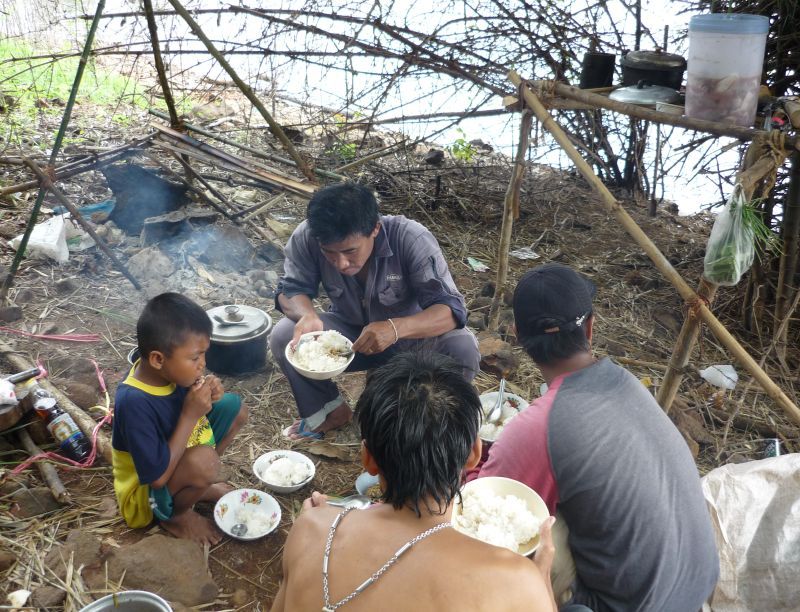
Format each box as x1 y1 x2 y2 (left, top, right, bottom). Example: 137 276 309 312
321 506 451 611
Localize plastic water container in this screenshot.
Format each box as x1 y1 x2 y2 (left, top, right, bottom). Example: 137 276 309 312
685 14 769 127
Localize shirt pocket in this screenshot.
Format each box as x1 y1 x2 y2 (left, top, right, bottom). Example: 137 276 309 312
378 280 406 307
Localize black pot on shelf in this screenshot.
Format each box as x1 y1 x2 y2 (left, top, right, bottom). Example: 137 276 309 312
579 52 616 89
621 49 686 90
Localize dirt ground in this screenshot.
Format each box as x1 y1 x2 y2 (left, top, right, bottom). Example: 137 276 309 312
1 96 798 610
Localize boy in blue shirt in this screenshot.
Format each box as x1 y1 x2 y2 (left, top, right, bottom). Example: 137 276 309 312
112 293 248 545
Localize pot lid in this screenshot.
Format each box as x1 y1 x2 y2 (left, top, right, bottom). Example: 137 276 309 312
207 304 272 343
609 82 681 105
623 49 686 70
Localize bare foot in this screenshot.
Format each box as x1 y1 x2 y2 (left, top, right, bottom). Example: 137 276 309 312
285 403 352 440
161 509 223 546
199 482 234 503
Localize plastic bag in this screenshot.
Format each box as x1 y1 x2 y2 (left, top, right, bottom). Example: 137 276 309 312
703 185 755 286
9 215 69 263
699 364 738 390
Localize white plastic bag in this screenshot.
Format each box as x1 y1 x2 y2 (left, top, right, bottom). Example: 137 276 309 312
9 215 69 263
703 185 755 286
699 365 738 390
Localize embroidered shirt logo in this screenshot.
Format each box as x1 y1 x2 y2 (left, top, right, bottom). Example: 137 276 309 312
386 273 402 282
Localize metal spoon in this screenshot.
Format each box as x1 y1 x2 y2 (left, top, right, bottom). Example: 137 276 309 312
230 522 248 537
327 494 372 509
213 314 248 327
486 378 507 424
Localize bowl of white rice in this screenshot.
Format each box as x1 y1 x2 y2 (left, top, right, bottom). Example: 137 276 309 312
478 391 528 443
452 476 548 556
253 450 316 494
285 330 355 380
214 488 281 541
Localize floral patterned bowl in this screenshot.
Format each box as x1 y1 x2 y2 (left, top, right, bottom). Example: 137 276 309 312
214 488 281 541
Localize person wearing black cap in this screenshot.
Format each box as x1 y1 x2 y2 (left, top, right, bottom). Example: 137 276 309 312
474 263 719 612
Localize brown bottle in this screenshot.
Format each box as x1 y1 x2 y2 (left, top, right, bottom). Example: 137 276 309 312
23 380 91 462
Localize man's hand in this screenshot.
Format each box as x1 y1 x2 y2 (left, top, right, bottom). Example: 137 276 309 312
183 377 212 420
534 516 557 601
352 320 397 355
302 491 329 511
291 313 324 347
206 375 224 402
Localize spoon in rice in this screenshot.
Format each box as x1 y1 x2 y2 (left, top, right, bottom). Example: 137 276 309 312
327 494 372 509
230 523 248 537
486 378 507 424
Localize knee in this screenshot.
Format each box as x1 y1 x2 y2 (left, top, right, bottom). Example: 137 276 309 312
269 317 295 362
440 330 480 375
185 446 221 486
234 403 249 429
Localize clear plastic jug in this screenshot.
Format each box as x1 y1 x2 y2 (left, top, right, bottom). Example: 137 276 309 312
685 14 769 127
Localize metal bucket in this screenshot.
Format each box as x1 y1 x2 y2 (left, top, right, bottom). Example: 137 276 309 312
79 590 172 612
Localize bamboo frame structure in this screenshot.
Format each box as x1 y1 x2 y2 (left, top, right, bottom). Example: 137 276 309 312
509 70 800 427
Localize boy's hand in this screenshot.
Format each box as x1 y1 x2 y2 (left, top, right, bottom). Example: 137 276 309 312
183 377 212 419
206 375 224 402
302 491 329 511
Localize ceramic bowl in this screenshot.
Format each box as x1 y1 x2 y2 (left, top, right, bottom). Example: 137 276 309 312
253 450 315 494
478 391 529 444
214 488 281 541
285 330 354 380
452 476 549 556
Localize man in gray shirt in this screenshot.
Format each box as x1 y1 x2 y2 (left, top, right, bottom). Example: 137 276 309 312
476 263 719 611
270 183 479 440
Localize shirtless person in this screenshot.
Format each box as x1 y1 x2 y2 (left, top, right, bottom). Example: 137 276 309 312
271 352 556 612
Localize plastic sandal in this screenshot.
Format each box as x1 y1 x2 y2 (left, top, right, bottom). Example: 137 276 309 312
282 418 324 441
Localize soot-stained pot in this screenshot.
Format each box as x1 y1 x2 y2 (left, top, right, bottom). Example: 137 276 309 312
206 304 272 375
621 49 686 90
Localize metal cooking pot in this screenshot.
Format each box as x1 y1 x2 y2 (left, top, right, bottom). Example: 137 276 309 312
205 304 272 376
79 590 172 612
622 49 686 90
610 82 681 106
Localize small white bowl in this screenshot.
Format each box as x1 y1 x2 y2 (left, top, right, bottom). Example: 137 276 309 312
452 476 549 557
253 450 316 494
285 330 355 380
478 391 529 444
214 488 281 541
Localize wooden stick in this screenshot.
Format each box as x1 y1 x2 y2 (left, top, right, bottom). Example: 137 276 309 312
536 81 798 150
509 70 800 427
22 159 142 291
489 111 532 330
656 278 718 414
0 347 113 465
142 0 180 128
17 429 70 503
165 0 318 183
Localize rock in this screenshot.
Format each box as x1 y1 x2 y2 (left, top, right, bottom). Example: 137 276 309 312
0 549 16 572
256 241 284 263
185 226 257 273
257 285 274 298
496 309 515 338
253 279 266 292
467 296 493 311
127 247 176 281
468 312 486 331
424 149 445 165
55 278 80 295
652 308 683 335
478 336 520 378
479 281 495 297
31 585 66 609
0 305 23 322
101 534 218 606
248 269 268 282
44 530 103 581
0 474 28 497
61 381 99 410
10 487 62 518
14 288 34 304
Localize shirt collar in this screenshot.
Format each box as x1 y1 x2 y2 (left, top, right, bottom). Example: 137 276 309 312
123 360 176 396
373 218 393 259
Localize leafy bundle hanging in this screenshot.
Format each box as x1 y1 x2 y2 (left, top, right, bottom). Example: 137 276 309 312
703 184 757 286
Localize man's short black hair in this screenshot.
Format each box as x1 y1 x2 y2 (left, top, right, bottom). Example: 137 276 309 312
306 182 379 245
137 292 212 359
357 351 481 516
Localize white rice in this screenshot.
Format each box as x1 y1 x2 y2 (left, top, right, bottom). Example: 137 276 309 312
456 487 541 552
235 506 276 535
479 396 522 441
262 456 312 486
292 331 350 372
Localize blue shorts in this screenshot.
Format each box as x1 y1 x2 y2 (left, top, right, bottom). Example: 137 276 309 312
149 392 241 521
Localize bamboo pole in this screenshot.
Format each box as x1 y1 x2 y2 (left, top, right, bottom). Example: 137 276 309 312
0 0 106 302
148 109 346 181
22 159 142 290
656 278 718 413
18 429 70 503
142 0 179 128
489 111 533 330
774 151 800 362
509 70 800 427
164 0 318 183
536 81 798 150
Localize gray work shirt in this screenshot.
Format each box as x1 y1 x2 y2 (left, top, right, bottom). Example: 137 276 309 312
276 215 467 327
